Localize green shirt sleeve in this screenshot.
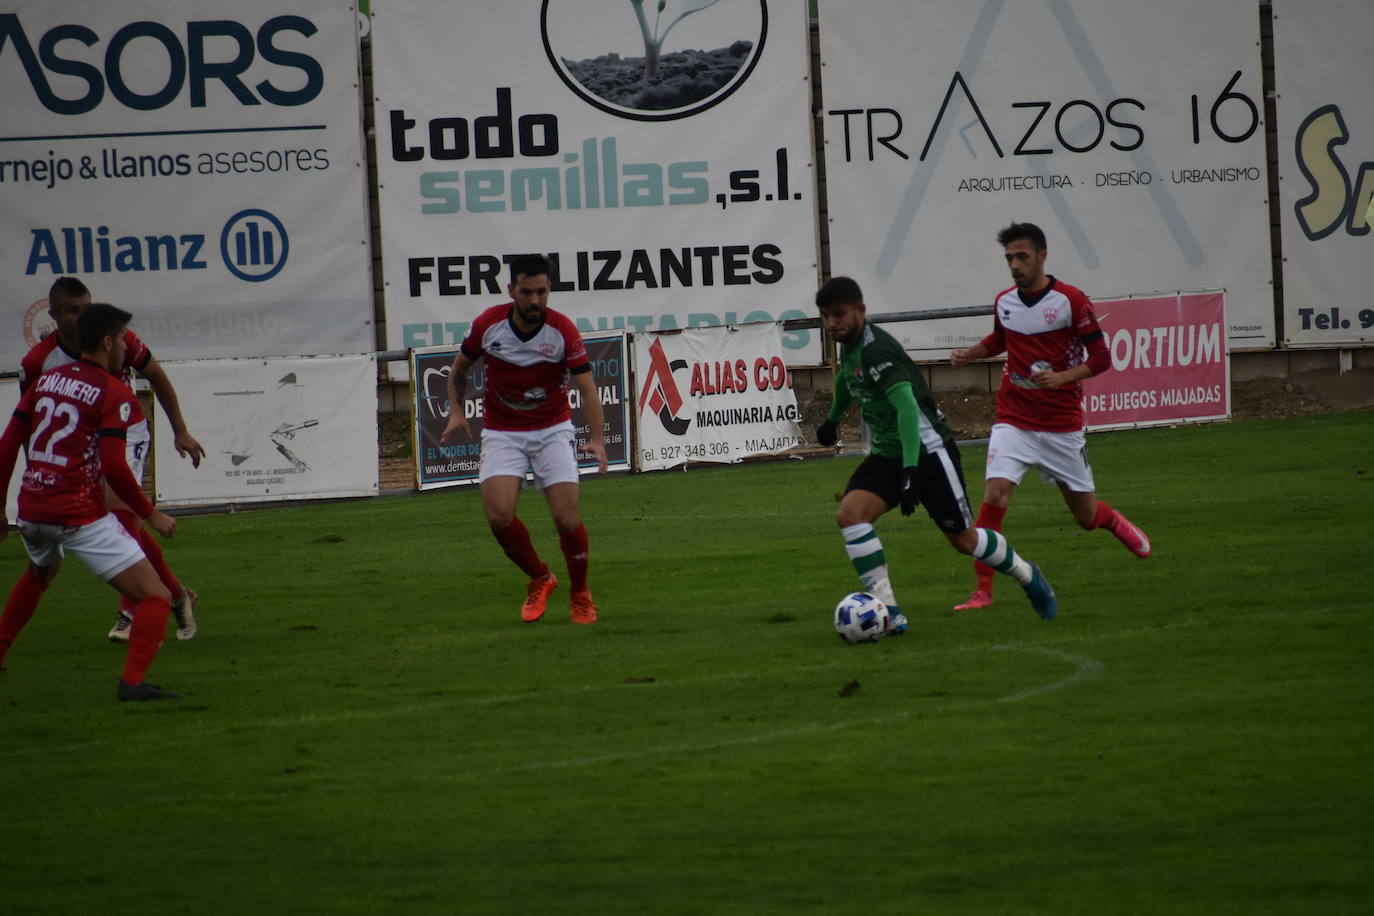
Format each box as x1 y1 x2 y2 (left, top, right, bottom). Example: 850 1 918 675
829 371 853 422
884 381 923 467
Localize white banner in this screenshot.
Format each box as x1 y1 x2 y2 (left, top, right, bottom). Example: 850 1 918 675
1273 0 1374 347
819 0 1274 355
153 354 379 506
371 0 822 372
0 0 373 364
633 323 802 471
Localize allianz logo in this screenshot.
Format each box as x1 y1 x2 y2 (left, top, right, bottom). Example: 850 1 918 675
24 208 289 283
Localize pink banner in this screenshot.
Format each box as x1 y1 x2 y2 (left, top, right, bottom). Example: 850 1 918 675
1083 292 1229 429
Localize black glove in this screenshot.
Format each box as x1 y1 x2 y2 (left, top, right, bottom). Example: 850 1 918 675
899 466 920 516
816 419 839 447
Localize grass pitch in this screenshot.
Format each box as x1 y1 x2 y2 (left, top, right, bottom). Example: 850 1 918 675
2 412 1371 915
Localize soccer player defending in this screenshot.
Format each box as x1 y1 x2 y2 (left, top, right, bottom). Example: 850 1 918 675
440 254 609 624
949 222 1151 612
815 276 1058 626
20 277 204 642
0 304 184 701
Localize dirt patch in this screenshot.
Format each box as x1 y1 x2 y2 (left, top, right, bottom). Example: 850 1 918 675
562 43 752 111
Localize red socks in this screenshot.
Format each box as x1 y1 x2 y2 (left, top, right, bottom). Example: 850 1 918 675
120 596 171 685
558 523 590 593
0 568 47 665
1087 500 1116 531
492 517 548 579
973 502 1006 594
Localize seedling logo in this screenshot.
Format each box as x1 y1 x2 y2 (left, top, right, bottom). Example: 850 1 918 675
541 0 767 121
220 209 289 282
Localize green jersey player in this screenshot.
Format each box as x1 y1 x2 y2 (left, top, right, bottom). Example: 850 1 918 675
814 276 1058 628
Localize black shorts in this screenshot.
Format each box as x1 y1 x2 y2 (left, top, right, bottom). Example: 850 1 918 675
844 446 974 533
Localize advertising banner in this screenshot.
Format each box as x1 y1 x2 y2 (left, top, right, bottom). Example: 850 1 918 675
634 323 802 471
818 0 1273 356
410 334 632 489
370 0 822 372
1084 291 1229 430
1273 0 1374 346
152 354 379 506
0 0 373 365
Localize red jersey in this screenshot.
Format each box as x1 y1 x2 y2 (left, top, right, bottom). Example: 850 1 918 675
2 359 150 526
19 329 153 423
979 277 1110 432
459 304 591 432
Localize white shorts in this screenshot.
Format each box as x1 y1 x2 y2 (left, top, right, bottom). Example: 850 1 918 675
479 420 579 490
17 512 146 581
985 423 1096 493
125 419 150 482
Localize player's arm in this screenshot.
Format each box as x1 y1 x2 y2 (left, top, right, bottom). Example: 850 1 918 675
571 366 608 474
440 350 477 445
138 355 206 467
951 327 1005 367
816 374 853 447
884 381 924 516
99 433 175 538
0 409 34 541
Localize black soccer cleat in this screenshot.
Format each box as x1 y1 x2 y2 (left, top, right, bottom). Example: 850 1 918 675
117 680 184 702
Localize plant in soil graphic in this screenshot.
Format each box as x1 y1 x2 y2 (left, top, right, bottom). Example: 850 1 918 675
630 0 720 81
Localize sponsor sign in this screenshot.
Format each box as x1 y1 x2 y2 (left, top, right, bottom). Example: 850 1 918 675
0 0 373 364
634 322 803 471
410 333 632 489
1273 0 1374 346
371 0 822 375
1084 291 1229 429
152 354 379 505
819 0 1274 355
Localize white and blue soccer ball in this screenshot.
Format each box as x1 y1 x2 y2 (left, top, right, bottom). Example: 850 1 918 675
834 592 891 644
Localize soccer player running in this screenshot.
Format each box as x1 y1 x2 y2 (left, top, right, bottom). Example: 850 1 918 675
0 304 184 701
815 276 1058 626
19 277 205 642
949 222 1151 612
440 254 609 624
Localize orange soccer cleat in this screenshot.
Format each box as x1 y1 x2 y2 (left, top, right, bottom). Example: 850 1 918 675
521 573 558 623
570 590 598 625
954 589 993 611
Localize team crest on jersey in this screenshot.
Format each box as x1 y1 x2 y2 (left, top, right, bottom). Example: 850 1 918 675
1043 306 1060 324
539 342 558 357
119 402 131 422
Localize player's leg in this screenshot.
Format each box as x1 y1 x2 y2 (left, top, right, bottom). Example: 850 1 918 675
925 445 1056 619
533 422 596 624
957 423 1032 610
64 513 180 700
478 428 554 621
1042 431 1151 559
0 523 64 671
836 455 908 633
107 560 179 701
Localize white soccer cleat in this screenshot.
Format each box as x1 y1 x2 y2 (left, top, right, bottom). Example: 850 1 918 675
172 586 199 640
107 612 133 643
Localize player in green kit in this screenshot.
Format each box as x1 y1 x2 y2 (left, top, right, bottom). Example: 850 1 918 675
814 277 1058 628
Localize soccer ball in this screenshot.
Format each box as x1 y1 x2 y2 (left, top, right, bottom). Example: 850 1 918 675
834 592 891 644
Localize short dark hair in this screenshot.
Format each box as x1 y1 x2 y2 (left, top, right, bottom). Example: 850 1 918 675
76 303 131 354
996 222 1047 251
815 276 863 310
49 276 89 306
509 253 551 285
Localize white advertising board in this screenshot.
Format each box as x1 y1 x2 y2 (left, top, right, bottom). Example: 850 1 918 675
633 323 803 471
0 0 373 364
152 354 379 506
371 0 823 372
819 0 1274 356
1273 0 1374 346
